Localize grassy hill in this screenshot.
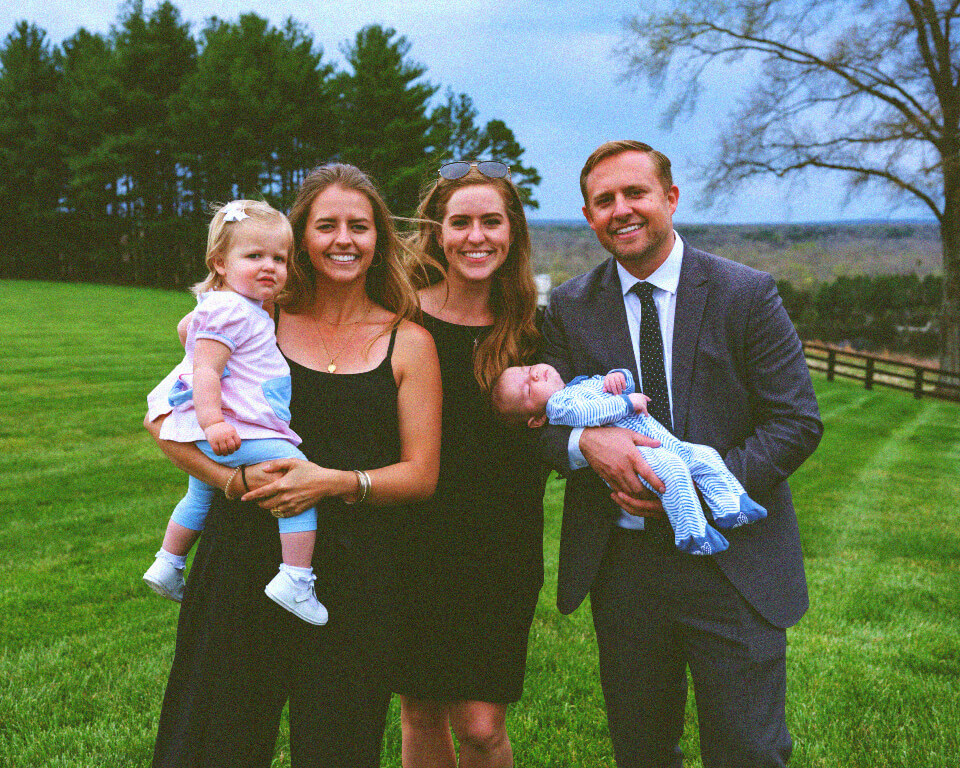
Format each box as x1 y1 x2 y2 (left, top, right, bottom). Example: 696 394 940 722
1 280 957 767
530 220 943 290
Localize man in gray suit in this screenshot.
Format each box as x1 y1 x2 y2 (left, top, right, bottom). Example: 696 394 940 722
540 141 823 767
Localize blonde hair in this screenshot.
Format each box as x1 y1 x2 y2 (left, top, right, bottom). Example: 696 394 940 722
284 164 419 330
410 169 540 391
192 200 294 298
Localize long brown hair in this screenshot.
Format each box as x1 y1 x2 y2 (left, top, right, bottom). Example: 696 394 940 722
284 163 419 329
411 168 539 391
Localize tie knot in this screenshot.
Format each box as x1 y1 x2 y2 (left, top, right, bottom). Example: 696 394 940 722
631 282 656 301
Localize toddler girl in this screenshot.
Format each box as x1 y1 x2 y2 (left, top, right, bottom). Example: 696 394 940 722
143 200 326 625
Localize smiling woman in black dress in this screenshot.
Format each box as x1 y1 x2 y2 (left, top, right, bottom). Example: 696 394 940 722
146 163 441 767
394 161 545 767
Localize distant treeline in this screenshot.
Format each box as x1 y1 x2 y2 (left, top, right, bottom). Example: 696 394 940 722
0 2 539 288
778 273 942 357
681 222 932 246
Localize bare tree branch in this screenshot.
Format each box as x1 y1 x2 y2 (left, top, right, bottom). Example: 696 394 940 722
617 0 960 371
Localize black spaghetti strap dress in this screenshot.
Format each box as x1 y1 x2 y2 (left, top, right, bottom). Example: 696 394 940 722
153 328 404 768
392 313 545 704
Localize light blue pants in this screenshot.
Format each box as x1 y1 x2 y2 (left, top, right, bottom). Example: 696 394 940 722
170 438 317 534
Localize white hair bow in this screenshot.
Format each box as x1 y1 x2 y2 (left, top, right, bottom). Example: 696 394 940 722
222 201 249 222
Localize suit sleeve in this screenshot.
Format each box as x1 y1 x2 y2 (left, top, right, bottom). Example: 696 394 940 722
539 292 578 472
724 272 823 497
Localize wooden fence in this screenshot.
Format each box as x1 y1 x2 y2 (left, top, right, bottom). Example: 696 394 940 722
803 342 960 402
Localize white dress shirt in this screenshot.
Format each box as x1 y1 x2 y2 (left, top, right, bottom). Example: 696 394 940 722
566 232 684 529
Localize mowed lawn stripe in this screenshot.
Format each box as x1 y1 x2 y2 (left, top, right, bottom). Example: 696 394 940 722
789 381 960 768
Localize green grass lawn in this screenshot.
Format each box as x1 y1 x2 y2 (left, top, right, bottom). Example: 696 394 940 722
1 280 958 767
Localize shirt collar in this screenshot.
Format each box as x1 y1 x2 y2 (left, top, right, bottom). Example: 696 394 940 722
617 232 684 297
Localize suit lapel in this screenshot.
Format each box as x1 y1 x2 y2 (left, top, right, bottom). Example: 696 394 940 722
671 247 709 439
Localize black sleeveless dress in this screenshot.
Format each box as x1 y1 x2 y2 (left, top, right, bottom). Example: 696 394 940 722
153 329 403 768
392 313 545 704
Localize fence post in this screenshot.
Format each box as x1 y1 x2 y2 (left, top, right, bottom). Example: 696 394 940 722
865 358 874 390
827 349 836 381
914 367 924 399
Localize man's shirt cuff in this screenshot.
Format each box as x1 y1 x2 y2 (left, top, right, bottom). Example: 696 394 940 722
567 427 588 470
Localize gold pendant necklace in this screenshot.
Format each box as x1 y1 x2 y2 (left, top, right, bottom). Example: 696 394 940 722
315 304 371 373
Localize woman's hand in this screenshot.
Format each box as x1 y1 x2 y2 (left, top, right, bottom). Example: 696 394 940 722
241 461 285 492
241 458 355 517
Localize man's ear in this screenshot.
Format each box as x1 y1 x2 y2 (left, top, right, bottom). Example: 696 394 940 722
582 204 600 237
527 413 548 428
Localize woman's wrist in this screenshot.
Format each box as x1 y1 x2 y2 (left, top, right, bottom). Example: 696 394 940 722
341 469 371 505
223 465 245 500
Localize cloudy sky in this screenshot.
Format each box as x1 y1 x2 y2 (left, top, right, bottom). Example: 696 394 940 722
2 0 936 223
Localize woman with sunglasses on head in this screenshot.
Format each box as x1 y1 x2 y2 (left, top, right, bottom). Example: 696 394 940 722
394 160 545 767
146 164 441 768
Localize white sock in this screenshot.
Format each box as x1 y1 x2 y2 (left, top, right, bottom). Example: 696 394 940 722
279 563 315 581
156 548 187 570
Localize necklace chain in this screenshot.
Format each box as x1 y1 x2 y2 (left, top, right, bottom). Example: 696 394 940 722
315 304 372 373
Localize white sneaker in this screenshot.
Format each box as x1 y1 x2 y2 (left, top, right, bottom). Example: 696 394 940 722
143 557 185 603
264 570 328 626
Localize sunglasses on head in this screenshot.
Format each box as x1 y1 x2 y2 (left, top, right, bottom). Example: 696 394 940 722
438 160 511 181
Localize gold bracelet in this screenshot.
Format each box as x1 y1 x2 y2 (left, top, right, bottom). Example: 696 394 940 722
223 466 243 500
343 469 371 505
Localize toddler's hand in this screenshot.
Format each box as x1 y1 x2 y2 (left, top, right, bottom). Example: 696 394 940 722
628 393 650 415
204 422 241 456
603 371 627 394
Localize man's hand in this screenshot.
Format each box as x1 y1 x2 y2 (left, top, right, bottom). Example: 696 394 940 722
610 486 664 517
579 426 666 517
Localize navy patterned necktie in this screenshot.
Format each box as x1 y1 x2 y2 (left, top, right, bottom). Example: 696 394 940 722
631 282 672 432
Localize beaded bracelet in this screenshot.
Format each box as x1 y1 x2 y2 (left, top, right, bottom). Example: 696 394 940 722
223 466 243 500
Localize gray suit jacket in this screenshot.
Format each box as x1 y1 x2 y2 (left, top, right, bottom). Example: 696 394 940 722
540 246 823 628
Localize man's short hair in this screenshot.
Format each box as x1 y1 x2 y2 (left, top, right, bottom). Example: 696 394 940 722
579 140 673 205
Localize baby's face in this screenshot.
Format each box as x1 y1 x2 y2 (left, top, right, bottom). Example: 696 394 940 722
500 363 566 417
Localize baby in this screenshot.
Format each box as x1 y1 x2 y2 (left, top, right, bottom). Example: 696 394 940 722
492 364 767 555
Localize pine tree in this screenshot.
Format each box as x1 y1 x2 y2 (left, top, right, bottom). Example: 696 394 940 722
174 13 336 207
338 25 437 214
111 0 196 285
428 90 541 209
0 22 65 278
57 28 124 281
429 89 484 162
